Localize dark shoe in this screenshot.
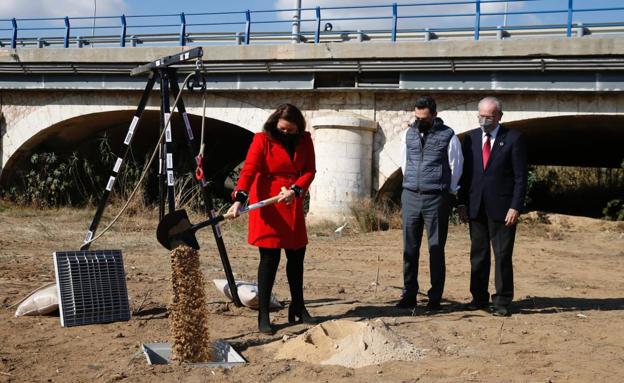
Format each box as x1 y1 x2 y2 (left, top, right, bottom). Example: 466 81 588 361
426 301 442 312
258 312 275 335
491 305 511 317
395 296 417 309
288 304 317 324
463 300 489 311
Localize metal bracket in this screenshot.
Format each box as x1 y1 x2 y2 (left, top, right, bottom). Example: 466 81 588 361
130 46 203 77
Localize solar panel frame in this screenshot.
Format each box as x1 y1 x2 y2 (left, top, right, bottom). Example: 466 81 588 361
53 249 131 327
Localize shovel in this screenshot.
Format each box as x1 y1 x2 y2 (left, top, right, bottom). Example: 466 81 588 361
156 188 286 250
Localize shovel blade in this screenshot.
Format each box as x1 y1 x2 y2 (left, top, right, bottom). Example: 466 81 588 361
156 209 200 250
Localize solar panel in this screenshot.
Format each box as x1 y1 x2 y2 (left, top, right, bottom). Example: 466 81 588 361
53 250 131 327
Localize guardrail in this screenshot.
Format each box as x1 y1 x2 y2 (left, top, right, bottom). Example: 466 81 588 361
1 0 624 49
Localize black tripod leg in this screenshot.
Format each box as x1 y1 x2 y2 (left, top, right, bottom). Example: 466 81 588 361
157 74 166 220
81 73 157 250
170 73 243 307
161 70 176 214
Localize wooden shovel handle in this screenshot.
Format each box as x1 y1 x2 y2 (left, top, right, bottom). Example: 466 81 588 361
223 187 288 220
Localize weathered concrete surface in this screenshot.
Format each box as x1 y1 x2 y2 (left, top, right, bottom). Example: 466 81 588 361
3 90 623 217
1 37 624 65
308 114 378 223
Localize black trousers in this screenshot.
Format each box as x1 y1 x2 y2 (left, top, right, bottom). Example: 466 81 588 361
257 247 306 316
469 205 516 307
401 189 450 303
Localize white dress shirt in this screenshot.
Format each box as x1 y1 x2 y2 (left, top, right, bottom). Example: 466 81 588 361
482 124 501 148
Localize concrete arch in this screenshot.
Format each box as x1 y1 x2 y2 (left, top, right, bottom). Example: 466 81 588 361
0 92 270 182
376 112 624 200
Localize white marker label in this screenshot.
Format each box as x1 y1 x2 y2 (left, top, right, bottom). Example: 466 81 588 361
182 113 194 140
106 176 116 191
182 52 189 60
166 153 173 169
156 60 161 66
113 158 123 173
123 131 133 145
123 116 139 145
167 171 174 186
165 126 172 143
84 231 93 242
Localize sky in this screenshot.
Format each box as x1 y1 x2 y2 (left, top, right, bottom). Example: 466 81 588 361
1 0 623 41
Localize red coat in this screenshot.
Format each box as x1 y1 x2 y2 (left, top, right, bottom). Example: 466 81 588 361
235 131 316 249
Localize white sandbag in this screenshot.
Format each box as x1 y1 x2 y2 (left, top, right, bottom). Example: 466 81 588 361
15 283 59 317
213 279 282 309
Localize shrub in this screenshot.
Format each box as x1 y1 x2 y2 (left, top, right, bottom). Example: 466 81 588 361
603 199 624 221
350 197 401 232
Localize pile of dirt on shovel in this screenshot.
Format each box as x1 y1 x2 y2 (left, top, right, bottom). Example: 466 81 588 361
169 245 212 363
274 319 425 368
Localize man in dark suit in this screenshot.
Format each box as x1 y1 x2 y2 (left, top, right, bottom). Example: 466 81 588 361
458 96 527 317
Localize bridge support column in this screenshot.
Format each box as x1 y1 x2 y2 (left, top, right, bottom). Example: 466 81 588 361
307 114 377 223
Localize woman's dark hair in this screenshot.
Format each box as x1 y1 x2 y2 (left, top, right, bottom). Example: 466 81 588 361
263 103 306 139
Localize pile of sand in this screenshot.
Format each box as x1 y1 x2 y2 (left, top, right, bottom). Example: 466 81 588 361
274 319 425 368
169 245 212 363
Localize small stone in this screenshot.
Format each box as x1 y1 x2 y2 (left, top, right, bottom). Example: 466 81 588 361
115 333 124 338
337 287 345 294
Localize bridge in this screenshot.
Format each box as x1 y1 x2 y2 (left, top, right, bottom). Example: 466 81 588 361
1 1 624 221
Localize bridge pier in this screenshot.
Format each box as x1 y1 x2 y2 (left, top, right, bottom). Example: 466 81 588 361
307 114 377 223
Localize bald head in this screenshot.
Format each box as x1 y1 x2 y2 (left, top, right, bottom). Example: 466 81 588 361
478 97 503 115
478 97 503 133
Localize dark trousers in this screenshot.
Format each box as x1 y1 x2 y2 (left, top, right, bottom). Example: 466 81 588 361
469 206 516 307
257 247 306 317
401 189 450 303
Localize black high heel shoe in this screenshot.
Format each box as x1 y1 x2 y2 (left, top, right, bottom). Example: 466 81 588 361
258 313 275 335
288 304 317 324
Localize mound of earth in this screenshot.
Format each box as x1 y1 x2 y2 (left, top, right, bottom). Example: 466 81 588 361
273 319 425 368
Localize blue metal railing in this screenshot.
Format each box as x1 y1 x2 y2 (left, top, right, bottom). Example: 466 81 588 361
1 0 624 48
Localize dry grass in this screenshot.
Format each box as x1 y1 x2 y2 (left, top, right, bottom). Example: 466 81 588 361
349 197 402 233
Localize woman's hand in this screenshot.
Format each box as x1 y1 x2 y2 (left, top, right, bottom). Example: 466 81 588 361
226 201 243 219
278 187 295 204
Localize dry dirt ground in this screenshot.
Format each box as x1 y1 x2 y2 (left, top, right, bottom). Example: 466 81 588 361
1 205 623 382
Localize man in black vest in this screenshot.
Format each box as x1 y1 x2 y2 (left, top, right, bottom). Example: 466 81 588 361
458 96 528 317
397 96 464 312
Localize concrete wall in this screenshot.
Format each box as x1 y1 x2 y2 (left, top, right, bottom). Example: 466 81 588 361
2 89 624 221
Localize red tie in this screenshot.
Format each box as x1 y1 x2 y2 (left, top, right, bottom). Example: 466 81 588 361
482 134 491 169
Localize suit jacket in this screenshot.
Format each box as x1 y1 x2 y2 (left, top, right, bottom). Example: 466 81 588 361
458 126 527 221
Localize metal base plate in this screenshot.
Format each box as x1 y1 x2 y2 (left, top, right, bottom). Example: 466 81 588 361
141 341 246 367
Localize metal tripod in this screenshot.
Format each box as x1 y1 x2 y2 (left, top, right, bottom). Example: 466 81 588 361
80 47 243 307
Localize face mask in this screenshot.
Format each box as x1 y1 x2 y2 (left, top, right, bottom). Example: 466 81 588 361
415 119 432 133
275 128 299 146
479 116 496 133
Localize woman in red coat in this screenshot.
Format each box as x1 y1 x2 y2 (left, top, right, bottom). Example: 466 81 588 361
227 103 316 335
